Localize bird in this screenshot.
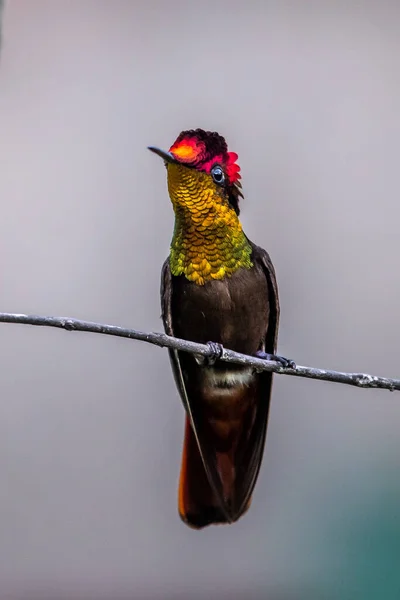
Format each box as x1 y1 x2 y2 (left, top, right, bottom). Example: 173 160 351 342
148 129 294 529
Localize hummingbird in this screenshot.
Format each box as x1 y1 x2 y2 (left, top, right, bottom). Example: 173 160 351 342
149 129 294 529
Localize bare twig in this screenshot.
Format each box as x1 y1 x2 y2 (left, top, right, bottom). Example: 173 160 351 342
0 312 398 392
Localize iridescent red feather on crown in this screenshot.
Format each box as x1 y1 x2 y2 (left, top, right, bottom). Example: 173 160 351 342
169 129 242 185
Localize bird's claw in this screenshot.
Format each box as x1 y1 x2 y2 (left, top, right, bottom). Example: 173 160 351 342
255 351 296 369
205 341 224 366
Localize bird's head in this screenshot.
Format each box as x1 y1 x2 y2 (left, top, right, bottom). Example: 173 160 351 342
149 128 243 216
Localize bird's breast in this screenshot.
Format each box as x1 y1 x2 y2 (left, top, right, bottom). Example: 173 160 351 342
172 264 269 355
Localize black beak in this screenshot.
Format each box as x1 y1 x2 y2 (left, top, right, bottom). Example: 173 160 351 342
148 146 177 164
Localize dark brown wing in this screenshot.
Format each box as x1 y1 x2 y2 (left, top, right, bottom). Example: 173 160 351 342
232 240 280 517
161 259 229 521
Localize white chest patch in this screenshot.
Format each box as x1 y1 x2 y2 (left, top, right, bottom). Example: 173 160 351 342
205 367 254 390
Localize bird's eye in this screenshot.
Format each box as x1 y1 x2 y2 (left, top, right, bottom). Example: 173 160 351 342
211 165 225 185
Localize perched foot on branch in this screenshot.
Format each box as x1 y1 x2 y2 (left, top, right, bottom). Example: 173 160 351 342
255 351 296 369
205 341 224 366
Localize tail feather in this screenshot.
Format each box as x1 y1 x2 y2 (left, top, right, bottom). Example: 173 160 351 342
178 417 229 529
178 417 253 528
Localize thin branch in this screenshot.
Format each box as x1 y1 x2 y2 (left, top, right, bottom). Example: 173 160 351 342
0 312 398 392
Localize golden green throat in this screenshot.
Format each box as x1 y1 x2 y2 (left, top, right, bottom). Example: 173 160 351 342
167 164 253 285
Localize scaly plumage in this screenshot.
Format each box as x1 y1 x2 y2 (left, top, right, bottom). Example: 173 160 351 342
168 164 252 285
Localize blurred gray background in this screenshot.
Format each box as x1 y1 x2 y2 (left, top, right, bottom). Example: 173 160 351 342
1 1 400 598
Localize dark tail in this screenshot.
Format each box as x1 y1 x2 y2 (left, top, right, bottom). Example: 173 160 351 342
178 417 230 529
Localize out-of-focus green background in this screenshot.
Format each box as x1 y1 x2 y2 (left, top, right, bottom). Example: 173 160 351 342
1 2 400 598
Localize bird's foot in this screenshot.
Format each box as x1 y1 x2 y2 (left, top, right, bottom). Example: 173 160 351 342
205 341 224 366
255 351 296 369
